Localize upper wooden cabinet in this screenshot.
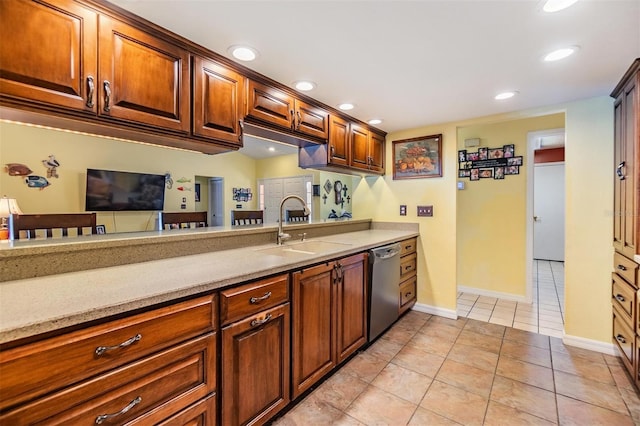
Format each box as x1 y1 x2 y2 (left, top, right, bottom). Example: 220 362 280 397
98 14 190 133
0 0 98 113
328 115 350 167
193 56 245 146
246 79 329 140
350 123 385 173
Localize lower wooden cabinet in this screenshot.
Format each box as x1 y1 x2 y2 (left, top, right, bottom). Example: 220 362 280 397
157 395 216 426
292 253 368 398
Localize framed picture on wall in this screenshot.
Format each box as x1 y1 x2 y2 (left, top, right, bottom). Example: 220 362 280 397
392 134 443 180
195 183 201 202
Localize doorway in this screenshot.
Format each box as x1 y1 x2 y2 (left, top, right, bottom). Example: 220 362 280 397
208 178 224 226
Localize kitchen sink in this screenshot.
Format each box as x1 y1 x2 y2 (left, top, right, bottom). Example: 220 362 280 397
256 240 352 257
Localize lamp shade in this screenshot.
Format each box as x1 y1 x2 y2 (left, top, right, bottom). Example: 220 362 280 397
0 196 23 218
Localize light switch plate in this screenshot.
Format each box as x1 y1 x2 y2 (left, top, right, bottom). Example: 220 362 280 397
400 205 407 216
417 205 433 217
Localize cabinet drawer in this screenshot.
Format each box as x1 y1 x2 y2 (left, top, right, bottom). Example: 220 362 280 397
613 307 636 374
1 333 216 425
219 274 289 326
613 272 636 322
400 238 417 256
157 395 216 426
614 252 638 287
400 253 417 279
0 294 216 412
399 276 417 314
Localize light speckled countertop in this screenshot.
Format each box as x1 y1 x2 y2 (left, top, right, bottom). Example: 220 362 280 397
0 227 418 344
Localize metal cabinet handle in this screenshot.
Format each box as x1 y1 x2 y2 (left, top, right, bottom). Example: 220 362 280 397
296 110 302 130
86 76 95 108
330 145 335 158
616 334 627 344
250 314 272 327
250 291 272 304
290 110 295 130
618 264 627 271
95 333 142 356
238 119 244 142
95 396 142 424
405 292 412 298
616 162 626 180
615 294 626 303
103 80 111 112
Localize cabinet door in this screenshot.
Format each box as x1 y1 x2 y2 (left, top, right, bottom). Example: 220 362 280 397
246 80 294 129
98 15 190 133
622 76 638 258
0 0 97 113
193 56 244 146
292 262 336 399
294 99 329 139
613 94 625 253
335 253 368 364
350 123 371 171
221 304 290 426
369 131 385 173
328 115 350 167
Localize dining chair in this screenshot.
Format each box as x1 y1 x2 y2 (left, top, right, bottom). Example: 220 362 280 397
231 210 264 226
10 213 97 240
286 209 309 223
160 211 208 230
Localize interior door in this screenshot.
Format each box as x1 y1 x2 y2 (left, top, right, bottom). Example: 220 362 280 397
208 178 224 226
263 179 283 224
533 163 565 261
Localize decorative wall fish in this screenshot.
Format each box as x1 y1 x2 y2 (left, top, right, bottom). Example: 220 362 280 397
177 186 192 191
25 175 50 189
176 177 192 183
5 163 32 176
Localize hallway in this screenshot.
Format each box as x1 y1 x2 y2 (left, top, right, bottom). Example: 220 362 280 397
457 260 565 338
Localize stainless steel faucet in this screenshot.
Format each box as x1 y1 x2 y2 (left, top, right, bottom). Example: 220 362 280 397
278 195 310 245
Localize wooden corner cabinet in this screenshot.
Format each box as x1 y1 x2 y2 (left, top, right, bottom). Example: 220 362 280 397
611 58 640 388
291 253 368 399
0 295 217 425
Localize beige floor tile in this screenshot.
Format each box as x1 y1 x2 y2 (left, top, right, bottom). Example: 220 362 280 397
609 364 637 390
435 359 495 398
554 370 629 414
474 302 496 310
512 322 539 333
619 385 640 424
274 394 360 425
496 355 555 392
345 385 417 426
551 342 607 364
514 316 538 326
418 321 463 340
342 352 388 383
556 394 635 426
484 400 556 425
371 362 433 404
478 296 498 304
538 319 564 331
467 312 491 322
382 325 418 345
538 327 563 338
409 332 456 357
429 316 467 329
489 316 513 327
391 345 445 377
456 329 503 354
504 327 550 350
447 341 499 372
500 339 552 368
365 337 405 362
551 351 616 385
469 307 493 317
464 318 506 339
312 369 369 410
489 376 558 423
408 407 460 425
420 380 488 426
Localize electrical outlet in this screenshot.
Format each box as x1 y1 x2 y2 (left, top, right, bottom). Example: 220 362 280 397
400 205 407 216
417 205 433 217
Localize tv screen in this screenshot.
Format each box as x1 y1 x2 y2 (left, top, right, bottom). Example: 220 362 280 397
85 169 166 211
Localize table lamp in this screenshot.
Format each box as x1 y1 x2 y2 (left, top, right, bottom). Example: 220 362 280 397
0 196 22 240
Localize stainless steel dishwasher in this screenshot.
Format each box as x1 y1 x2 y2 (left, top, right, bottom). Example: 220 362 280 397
368 243 401 342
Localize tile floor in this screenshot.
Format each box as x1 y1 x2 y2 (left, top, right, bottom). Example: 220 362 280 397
457 260 565 338
272 311 640 425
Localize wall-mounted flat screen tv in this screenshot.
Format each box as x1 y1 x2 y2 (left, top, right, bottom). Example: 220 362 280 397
85 168 166 211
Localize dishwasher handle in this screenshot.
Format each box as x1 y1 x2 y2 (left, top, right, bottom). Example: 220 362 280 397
370 243 401 262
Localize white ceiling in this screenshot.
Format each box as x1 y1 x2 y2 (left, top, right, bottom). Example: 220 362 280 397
109 0 639 146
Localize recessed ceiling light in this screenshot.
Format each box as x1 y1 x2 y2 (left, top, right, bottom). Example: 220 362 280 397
368 119 382 125
338 103 355 111
268 147 276 152
542 0 579 12
495 91 518 100
294 81 316 91
228 45 258 61
543 46 579 62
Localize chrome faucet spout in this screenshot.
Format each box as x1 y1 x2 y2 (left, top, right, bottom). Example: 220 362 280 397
278 195 310 245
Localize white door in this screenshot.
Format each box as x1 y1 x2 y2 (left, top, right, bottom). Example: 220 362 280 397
208 177 224 226
262 178 283 224
533 163 565 261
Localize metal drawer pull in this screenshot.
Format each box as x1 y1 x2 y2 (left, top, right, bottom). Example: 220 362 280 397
86 76 95 108
617 264 627 271
405 245 412 250
250 314 272 327
95 333 142 356
95 396 142 424
615 294 626 303
616 334 627 344
250 291 272 304
103 80 111 112
405 292 412 298
617 162 626 180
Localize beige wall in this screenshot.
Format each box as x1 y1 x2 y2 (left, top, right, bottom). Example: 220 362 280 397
456 114 564 298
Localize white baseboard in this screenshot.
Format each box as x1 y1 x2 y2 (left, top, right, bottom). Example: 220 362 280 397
562 333 617 356
457 285 529 303
412 302 458 319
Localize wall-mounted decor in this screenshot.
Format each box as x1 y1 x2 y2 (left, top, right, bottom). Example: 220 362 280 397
195 183 201 202
393 134 442 180
323 179 332 194
165 172 173 189
458 144 522 180
5 163 32 176
233 188 252 202
25 175 50 189
42 155 60 178
334 181 343 205
312 184 320 196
